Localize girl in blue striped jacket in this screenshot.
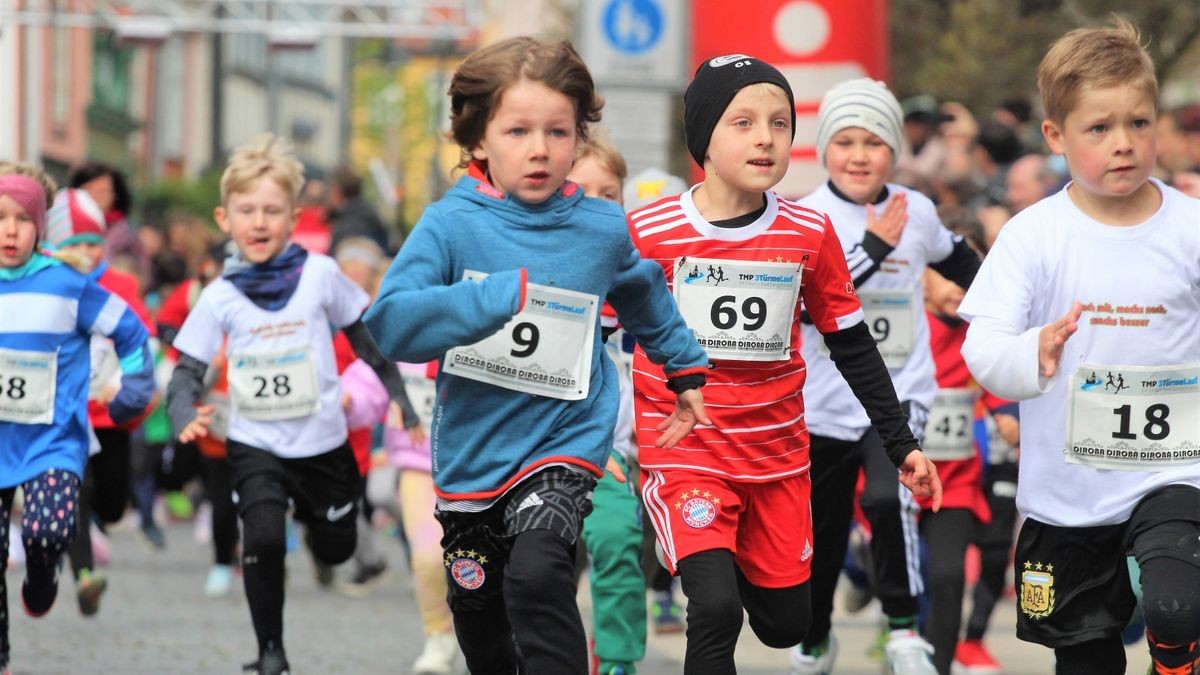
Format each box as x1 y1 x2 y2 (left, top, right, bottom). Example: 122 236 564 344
0 163 153 673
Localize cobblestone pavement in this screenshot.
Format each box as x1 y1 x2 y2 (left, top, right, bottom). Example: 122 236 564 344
6 521 1148 674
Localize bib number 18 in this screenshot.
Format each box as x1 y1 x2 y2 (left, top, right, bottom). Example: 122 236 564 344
1112 404 1171 441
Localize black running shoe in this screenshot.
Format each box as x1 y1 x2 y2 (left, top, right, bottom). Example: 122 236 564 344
243 645 289 675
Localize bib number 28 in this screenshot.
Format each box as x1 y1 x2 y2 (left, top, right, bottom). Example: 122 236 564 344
253 375 292 399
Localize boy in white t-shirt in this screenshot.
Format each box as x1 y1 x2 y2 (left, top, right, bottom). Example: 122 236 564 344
958 18 1200 675
166 136 418 675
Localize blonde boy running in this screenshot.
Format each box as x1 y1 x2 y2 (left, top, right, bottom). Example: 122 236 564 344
167 135 416 674
958 19 1200 675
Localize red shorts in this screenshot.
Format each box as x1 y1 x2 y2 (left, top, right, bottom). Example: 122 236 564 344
641 468 813 588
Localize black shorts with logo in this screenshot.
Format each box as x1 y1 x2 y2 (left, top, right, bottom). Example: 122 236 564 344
226 439 361 526
435 467 596 610
1015 484 1200 647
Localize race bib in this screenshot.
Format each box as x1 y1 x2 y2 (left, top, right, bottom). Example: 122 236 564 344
1066 363 1200 471
923 388 978 461
820 289 915 368
227 347 320 421
403 374 437 427
673 257 802 362
0 347 57 424
443 271 598 400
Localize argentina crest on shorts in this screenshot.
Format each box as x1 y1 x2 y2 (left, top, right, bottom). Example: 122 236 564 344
1020 561 1055 619
445 549 487 590
675 488 720 529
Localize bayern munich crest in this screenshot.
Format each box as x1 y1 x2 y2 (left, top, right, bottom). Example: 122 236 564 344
445 549 487 590
676 489 720 529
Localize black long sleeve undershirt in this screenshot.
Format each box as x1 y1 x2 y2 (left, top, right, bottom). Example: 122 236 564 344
343 318 418 429
166 353 208 438
821 321 920 467
929 238 981 291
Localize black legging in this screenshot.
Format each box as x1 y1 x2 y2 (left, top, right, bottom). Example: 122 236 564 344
68 428 132 577
803 428 922 650
920 508 976 675
241 500 356 654
451 528 588 675
965 460 1017 641
199 455 238 566
677 549 811 675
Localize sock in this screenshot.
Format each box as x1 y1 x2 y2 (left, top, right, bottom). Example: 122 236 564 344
887 614 918 633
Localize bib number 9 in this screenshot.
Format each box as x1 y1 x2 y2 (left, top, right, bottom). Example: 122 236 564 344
510 322 540 358
870 317 891 343
711 295 767 331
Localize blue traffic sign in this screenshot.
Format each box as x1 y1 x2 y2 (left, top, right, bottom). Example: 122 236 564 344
602 0 663 55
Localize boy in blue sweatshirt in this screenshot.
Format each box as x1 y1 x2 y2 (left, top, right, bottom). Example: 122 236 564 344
364 37 710 675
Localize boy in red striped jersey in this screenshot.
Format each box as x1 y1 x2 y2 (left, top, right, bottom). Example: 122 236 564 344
626 55 942 674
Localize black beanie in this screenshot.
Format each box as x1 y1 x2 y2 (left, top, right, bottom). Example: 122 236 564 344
684 54 796 168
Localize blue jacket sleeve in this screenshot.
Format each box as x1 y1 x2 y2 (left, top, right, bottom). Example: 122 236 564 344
364 206 525 363
108 344 155 424
606 235 708 377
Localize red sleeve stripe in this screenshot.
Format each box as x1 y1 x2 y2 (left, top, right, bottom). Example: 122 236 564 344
632 206 687 229
630 199 680 222
637 217 692 238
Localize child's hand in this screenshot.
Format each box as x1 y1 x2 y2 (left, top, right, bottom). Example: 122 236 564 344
342 392 353 410
178 404 215 444
993 413 1020 447
899 449 942 511
1038 301 1083 379
387 401 427 444
655 389 710 448
605 455 627 483
866 192 908 246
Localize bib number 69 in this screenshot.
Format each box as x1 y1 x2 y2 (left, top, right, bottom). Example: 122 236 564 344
711 295 767 331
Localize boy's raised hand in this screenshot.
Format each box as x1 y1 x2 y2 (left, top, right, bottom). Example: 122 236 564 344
655 388 711 448
1038 301 1083 379
899 449 942 512
866 192 908 246
178 403 215 444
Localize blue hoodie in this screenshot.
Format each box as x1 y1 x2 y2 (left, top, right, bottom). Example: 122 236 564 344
365 170 707 500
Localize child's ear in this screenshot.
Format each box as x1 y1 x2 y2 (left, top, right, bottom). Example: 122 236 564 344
470 144 488 162
213 206 231 235
1042 119 1065 155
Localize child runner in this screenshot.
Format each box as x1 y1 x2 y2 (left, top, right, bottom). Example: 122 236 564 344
627 56 941 675
42 187 157 617
0 163 153 672
363 37 710 675
166 135 417 675
959 18 1200 675
918 267 992 675
568 133 649 675
790 78 980 675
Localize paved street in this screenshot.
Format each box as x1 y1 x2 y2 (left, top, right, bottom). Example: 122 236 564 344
7 521 1149 673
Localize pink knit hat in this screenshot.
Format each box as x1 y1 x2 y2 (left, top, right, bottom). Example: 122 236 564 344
0 175 49 235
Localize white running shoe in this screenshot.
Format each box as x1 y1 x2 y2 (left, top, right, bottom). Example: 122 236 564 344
885 629 937 675
789 632 837 675
412 632 460 675
204 564 234 598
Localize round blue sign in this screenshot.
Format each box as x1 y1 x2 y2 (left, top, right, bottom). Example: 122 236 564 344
602 0 663 55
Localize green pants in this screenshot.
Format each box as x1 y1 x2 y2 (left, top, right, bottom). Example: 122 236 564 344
582 453 646 673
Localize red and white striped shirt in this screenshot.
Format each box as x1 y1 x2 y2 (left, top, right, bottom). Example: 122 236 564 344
629 187 863 481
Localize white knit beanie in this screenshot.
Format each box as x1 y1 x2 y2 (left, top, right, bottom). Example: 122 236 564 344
815 78 904 167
